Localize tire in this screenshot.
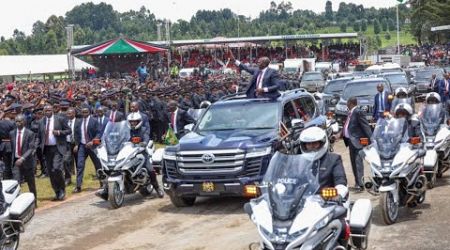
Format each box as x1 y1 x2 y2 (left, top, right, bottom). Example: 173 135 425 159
426 172 436 189
380 191 398 225
1 234 19 250
168 192 196 207
108 182 124 209
139 185 154 196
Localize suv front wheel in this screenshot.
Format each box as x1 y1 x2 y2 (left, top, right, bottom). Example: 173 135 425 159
169 192 196 207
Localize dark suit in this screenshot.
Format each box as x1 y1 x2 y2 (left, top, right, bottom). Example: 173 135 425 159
30 118 47 175
94 115 108 137
106 110 125 123
313 153 347 189
65 118 78 181
430 77 439 93
10 128 37 199
239 63 281 99
373 91 391 121
343 107 373 187
0 120 16 179
74 116 101 188
38 115 71 196
167 109 196 139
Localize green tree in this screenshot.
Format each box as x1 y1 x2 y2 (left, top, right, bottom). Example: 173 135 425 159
388 18 396 31
381 18 388 31
385 32 392 40
44 30 58 54
361 19 368 31
374 19 381 34
325 1 333 20
353 22 360 32
340 22 347 32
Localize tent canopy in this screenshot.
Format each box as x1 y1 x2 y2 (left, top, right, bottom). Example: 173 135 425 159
72 37 167 56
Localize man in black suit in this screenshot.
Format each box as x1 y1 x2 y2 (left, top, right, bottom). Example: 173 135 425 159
95 106 108 137
430 73 439 93
73 106 101 193
64 108 77 185
230 52 281 99
10 114 37 200
373 83 391 121
38 105 71 201
167 101 195 139
30 107 47 177
342 97 373 192
106 101 125 123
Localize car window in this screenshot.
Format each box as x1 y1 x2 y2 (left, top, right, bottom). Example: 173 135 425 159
292 97 316 121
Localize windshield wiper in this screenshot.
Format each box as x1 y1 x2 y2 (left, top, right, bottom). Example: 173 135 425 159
245 127 274 130
200 128 238 131
353 94 372 98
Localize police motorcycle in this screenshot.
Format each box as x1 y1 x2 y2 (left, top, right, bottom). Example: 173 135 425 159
94 120 157 209
0 162 36 250
419 98 450 188
361 117 427 225
244 129 372 250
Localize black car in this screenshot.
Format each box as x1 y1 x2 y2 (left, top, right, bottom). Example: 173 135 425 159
334 78 392 125
413 68 445 94
322 77 354 112
379 72 414 94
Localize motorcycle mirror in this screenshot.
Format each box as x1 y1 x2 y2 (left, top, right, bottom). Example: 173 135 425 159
360 138 369 146
131 137 141 144
409 137 421 145
321 187 338 200
92 138 101 146
418 149 426 158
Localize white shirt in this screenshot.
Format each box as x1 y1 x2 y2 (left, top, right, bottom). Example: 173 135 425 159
15 127 25 158
45 116 57 146
67 118 76 143
171 109 178 134
81 116 91 145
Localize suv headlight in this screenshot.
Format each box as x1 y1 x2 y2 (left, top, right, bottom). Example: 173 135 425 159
335 103 348 112
246 147 271 158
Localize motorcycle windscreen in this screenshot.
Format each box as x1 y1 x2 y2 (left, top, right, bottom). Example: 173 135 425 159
187 108 204 121
263 152 320 221
420 104 444 136
372 118 408 159
101 120 131 155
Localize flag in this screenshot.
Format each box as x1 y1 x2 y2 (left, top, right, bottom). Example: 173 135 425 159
279 121 290 140
164 126 179 145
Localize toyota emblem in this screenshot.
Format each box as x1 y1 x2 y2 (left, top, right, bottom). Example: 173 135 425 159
201 153 215 164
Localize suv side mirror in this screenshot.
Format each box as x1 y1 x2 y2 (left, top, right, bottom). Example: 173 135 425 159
184 124 194 132
291 118 304 130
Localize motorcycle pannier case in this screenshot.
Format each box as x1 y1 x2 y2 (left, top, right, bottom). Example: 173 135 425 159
9 193 35 224
349 199 372 249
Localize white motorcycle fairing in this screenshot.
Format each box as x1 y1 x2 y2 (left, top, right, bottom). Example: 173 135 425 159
2 180 20 204
424 150 438 168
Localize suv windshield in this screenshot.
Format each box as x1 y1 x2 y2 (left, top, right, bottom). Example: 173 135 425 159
385 74 408 88
302 73 323 81
415 69 444 81
196 102 279 131
343 81 388 100
324 79 351 94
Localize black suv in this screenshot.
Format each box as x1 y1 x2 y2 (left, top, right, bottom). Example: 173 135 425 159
162 89 323 207
334 77 393 125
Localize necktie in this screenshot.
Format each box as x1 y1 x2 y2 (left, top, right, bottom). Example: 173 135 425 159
45 118 50 145
171 112 175 129
84 118 88 142
17 130 22 157
344 110 352 138
256 71 263 89
112 111 116 122
380 93 384 111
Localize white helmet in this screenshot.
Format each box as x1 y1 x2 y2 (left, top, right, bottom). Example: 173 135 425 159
425 92 441 104
299 127 329 161
395 87 408 97
394 103 413 117
127 112 143 130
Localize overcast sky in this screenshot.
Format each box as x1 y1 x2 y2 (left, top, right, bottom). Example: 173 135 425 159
0 0 397 38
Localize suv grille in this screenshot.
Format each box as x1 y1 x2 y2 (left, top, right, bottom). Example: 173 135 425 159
177 149 245 174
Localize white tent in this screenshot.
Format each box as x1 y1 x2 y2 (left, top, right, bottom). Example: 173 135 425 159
0 54 95 77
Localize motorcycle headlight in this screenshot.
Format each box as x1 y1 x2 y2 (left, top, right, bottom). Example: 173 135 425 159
246 147 272 158
315 214 331 231
261 227 288 244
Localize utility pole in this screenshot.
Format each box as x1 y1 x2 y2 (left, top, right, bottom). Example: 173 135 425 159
65 25 75 79
165 19 171 70
396 0 403 55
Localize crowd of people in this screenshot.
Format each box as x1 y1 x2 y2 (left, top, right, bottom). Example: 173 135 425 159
401 43 450 66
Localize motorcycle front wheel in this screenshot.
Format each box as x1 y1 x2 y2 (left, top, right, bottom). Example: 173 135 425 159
380 191 398 225
108 182 124 209
1 234 19 250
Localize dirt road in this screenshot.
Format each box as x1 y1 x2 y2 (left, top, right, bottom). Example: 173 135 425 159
21 141 450 250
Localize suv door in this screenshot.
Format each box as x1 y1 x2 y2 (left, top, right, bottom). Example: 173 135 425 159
292 96 317 122
282 101 298 128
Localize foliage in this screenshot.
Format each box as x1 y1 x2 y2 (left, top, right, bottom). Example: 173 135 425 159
0 1 444 55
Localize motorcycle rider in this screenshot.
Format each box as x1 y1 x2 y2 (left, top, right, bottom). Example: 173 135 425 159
422 92 449 125
127 112 164 198
391 87 415 113
298 127 348 198
298 127 348 242
393 103 420 138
